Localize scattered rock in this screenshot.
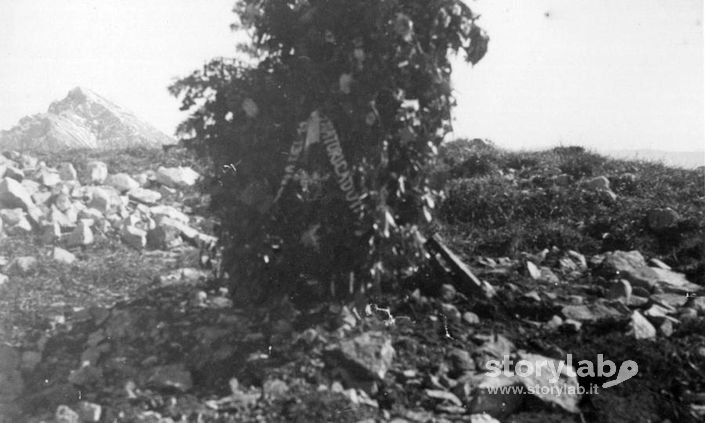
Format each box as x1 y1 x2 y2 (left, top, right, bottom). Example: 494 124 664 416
87 187 116 213
425 389 463 407
650 267 702 294
77 207 104 221
3 166 23 181
53 247 77 264
150 205 190 224
0 208 27 226
601 250 659 291
526 261 541 280
440 303 461 323
439 284 456 302
561 301 625 323
128 187 162 205
67 219 94 247
54 405 80 423
650 293 687 309
584 176 610 191
474 334 514 371
37 168 61 187
121 225 147 250
58 163 78 181
53 193 73 212
447 349 475 376
156 268 208 286
657 320 674 337
606 279 632 301
467 373 523 418
86 161 108 184
514 351 582 413
469 414 501 423
629 311 656 340
262 379 289 399
679 307 699 322
0 273 8 286
49 206 77 229
106 173 140 193
0 177 35 210
147 363 193 392
156 166 200 188
463 311 480 325
326 331 395 381
146 224 183 250
649 258 671 270
20 179 41 197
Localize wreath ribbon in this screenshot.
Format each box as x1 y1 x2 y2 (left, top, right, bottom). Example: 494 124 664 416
273 111 363 215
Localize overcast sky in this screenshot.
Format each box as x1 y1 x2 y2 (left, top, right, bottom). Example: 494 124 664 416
0 0 703 152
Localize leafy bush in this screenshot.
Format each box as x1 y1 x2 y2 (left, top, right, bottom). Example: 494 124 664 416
557 149 607 179
169 0 489 302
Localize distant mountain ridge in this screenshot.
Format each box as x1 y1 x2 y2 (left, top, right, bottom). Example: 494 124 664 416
0 87 174 151
601 148 705 169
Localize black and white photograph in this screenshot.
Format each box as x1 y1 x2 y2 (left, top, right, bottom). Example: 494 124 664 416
0 1 703 421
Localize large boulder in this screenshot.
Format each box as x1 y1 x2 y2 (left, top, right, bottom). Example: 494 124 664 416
156 166 200 188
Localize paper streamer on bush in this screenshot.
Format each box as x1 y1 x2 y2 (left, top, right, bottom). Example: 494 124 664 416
319 116 363 214
272 113 314 203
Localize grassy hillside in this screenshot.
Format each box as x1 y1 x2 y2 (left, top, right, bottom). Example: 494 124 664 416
433 140 705 284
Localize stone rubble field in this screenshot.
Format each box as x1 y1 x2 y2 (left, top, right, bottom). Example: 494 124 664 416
0 147 703 422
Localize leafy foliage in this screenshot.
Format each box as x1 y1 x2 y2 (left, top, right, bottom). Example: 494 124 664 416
169 0 489 301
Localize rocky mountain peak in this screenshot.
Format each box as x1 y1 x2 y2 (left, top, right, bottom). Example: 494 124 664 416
0 87 174 152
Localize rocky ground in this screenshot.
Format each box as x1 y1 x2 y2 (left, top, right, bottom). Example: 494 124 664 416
0 144 703 422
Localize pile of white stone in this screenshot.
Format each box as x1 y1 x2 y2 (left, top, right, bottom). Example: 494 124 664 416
0 151 214 253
